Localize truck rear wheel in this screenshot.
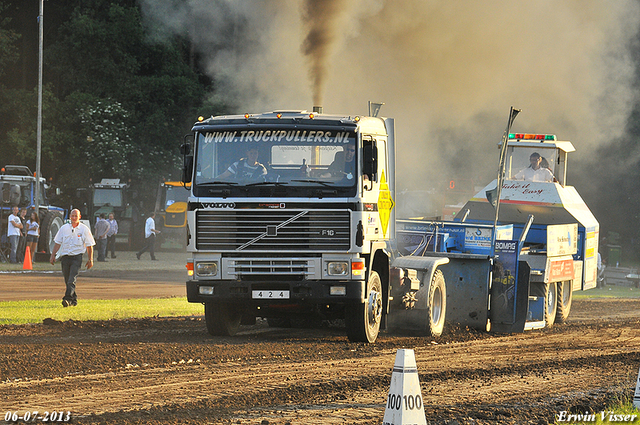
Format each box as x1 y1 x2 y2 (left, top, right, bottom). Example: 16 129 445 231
204 303 241 336
346 271 383 343
426 270 446 337
555 280 572 324
39 211 64 254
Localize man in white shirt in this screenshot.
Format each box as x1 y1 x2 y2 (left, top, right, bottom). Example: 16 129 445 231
136 212 160 261
106 213 118 258
49 209 95 307
7 206 23 264
513 152 554 182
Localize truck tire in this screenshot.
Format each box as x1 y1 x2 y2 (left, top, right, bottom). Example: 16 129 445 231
346 271 383 343
204 303 241 336
39 211 64 255
555 280 572 324
426 270 446 337
543 282 558 327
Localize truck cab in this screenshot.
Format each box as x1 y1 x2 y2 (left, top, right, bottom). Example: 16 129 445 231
182 110 395 342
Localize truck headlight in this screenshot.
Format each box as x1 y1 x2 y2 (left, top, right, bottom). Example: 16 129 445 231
196 262 218 277
327 261 349 276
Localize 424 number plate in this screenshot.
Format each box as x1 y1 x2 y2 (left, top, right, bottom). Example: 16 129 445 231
252 290 290 299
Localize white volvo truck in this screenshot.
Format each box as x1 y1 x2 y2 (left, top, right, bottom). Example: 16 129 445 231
180 110 598 343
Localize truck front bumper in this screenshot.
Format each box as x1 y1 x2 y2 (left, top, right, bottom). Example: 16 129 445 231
186 279 367 306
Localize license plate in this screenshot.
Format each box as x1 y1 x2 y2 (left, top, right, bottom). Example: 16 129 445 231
252 290 290 299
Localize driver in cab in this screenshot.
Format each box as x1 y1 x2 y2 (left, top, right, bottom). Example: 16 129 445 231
513 152 553 182
320 142 356 180
217 145 267 181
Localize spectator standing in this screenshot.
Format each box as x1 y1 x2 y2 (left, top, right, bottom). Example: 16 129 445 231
136 212 160 261
25 211 40 263
106 213 118 259
49 209 95 307
6 206 23 263
94 213 110 262
17 207 28 263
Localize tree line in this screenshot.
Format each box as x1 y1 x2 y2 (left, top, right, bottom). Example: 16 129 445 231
0 0 229 210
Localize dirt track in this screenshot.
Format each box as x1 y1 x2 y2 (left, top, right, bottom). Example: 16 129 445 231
1 255 640 424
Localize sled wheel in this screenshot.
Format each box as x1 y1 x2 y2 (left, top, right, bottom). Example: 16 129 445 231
426 270 446 337
555 280 572 324
543 282 558 327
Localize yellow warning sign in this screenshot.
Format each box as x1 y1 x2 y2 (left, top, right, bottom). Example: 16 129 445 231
378 170 395 237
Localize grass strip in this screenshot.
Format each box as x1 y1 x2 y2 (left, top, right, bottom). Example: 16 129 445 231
0 297 203 325
573 285 640 299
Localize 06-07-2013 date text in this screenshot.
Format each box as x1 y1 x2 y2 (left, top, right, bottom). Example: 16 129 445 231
4 411 71 423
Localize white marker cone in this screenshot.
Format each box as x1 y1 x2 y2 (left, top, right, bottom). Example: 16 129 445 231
382 349 427 425
634 366 640 409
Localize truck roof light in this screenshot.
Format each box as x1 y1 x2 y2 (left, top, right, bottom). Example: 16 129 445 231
508 133 556 141
244 113 250 119
309 112 315 119
276 113 282 119
197 116 204 122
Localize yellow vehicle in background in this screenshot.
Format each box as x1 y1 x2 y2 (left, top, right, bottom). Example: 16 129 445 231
155 181 190 250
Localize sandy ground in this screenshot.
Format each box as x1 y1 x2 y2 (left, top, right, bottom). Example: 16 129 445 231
1 253 640 424
0 250 187 301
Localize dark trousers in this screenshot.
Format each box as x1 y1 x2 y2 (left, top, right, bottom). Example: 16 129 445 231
17 235 26 263
61 254 83 305
107 234 116 257
138 234 156 259
96 238 108 261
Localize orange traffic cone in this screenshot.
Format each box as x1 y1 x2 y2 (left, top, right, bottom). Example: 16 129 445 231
23 246 32 270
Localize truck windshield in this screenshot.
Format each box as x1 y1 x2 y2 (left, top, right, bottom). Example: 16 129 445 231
194 128 358 189
165 185 189 208
93 188 123 207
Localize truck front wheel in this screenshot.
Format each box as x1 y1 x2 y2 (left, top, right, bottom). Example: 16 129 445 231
204 303 241 336
346 271 383 343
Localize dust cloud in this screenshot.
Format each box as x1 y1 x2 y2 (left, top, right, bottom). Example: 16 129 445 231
139 0 640 193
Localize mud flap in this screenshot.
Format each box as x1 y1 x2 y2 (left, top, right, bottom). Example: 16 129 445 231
490 260 530 333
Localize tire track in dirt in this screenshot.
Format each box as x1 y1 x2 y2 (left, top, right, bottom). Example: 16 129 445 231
2 320 640 424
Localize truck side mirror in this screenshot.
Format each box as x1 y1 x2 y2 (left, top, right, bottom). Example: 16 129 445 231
180 142 191 155
182 156 194 184
10 184 21 206
362 143 378 182
181 135 194 184
2 183 10 203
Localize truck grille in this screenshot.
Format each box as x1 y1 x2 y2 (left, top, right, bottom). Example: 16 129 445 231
196 210 351 251
224 258 317 277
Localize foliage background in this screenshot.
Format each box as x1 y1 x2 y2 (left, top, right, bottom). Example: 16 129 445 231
0 0 229 211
